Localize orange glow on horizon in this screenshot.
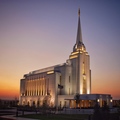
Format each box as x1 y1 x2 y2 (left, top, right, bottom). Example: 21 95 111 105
0 85 19 99
92 80 120 99
0 91 19 100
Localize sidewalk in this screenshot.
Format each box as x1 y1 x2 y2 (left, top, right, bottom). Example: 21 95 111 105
1 115 39 120
0 108 40 120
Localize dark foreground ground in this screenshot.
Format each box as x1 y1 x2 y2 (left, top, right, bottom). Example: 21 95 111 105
0 108 119 120
0 110 15 120
0 117 14 120
20 114 89 120
19 113 119 120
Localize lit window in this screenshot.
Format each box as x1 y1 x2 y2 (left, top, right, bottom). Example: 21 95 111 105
69 76 70 83
83 62 85 74
69 88 70 95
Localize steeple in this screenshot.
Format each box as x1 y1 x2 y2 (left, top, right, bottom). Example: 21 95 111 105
73 8 86 52
76 8 82 45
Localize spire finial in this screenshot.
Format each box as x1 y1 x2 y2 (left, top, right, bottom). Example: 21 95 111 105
78 8 80 16
76 8 82 44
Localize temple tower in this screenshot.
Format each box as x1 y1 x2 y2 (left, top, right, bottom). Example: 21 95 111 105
69 9 91 95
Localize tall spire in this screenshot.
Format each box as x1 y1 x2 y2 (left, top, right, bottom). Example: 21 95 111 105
73 8 85 52
78 8 80 16
76 8 82 45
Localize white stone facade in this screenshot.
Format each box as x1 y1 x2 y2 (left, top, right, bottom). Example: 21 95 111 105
19 9 112 108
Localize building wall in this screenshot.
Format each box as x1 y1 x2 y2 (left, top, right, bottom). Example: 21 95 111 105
64 64 72 95
19 49 91 107
69 49 91 95
58 95 74 108
20 71 56 106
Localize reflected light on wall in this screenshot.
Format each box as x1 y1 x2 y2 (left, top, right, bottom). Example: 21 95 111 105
87 89 90 94
80 89 82 94
47 71 54 74
51 97 54 105
69 55 78 59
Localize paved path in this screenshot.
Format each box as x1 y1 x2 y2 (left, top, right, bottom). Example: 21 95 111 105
1 115 39 120
0 109 39 120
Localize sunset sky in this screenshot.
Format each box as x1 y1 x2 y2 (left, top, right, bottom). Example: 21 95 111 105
0 0 120 100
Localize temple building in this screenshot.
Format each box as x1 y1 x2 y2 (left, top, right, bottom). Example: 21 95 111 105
19 9 112 108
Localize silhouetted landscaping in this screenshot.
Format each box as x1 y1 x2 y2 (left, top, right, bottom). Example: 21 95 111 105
0 100 120 120
17 101 120 120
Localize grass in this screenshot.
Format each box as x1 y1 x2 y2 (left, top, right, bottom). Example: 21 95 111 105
20 114 90 120
19 113 120 120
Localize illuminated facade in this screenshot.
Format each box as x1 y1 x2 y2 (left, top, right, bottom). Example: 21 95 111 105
19 9 112 108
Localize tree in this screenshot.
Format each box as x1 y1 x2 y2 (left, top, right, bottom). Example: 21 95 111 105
102 101 110 120
74 93 80 108
117 100 120 120
102 101 109 112
92 100 102 120
41 100 49 114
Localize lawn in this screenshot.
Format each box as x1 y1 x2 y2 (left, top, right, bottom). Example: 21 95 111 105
20 114 90 120
19 113 120 120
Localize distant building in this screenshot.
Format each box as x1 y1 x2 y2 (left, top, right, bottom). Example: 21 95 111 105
19 9 112 108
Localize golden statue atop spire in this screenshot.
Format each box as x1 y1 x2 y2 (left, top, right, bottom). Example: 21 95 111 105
78 8 80 16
